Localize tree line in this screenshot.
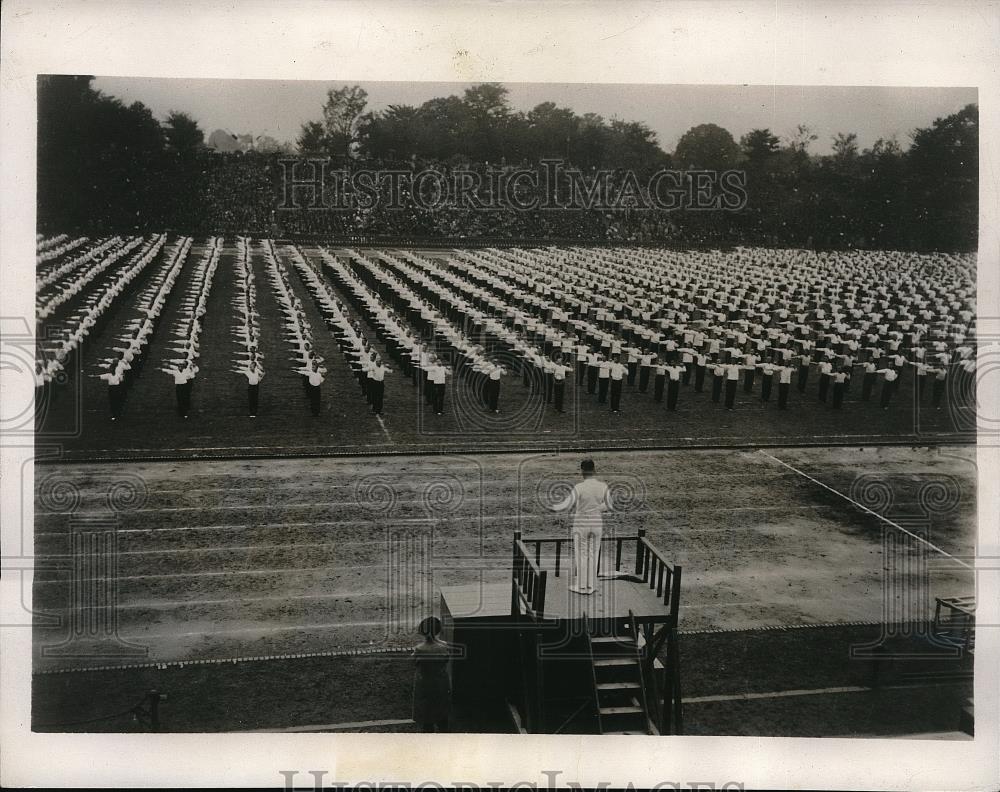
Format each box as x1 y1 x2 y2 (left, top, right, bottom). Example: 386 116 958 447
37 76 977 250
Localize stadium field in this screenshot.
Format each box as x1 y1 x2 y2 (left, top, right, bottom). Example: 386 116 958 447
33 444 976 669
31 443 975 732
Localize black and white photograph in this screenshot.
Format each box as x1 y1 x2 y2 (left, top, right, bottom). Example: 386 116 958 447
2 2 998 790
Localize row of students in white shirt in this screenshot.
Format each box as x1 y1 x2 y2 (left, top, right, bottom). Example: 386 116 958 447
391 247 943 416
43 233 169 398
37 236 146 320
91 236 187 418
35 235 87 266
289 247 394 415
37 236 121 293
456 248 976 408
476 245 973 361
262 240 327 415
159 238 221 417
232 237 264 416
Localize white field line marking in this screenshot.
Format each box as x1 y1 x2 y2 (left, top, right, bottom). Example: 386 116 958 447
375 414 392 442
33 504 843 541
32 562 391 584
682 680 970 704
35 537 509 557
110 619 387 640
757 450 973 571
37 590 383 611
45 433 962 459
34 500 842 523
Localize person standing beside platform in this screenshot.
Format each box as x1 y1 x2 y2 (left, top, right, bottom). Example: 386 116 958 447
549 458 612 595
412 616 451 733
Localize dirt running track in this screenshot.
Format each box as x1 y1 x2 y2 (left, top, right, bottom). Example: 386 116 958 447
32 445 976 673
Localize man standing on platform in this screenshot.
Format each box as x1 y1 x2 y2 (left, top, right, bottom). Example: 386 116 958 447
549 459 612 596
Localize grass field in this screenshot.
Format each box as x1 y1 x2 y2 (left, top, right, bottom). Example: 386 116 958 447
31 444 977 735
35 242 973 459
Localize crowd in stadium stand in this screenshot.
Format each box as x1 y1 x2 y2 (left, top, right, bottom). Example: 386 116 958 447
181 153 682 243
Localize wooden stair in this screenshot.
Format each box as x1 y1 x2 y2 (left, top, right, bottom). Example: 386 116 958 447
585 612 659 735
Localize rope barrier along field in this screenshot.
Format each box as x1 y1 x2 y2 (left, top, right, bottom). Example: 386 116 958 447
756 449 973 572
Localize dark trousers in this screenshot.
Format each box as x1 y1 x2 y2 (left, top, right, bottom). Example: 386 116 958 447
638 366 651 392
778 381 789 409
932 378 945 408
712 375 723 403
761 374 773 402
554 380 565 412
818 373 830 402
917 374 928 401
610 378 623 411
627 362 637 385
694 365 706 392
666 379 679 411
725 378 737 409
743 370 754 393
880 379 896 408
176 382 192 417
248 384 259 416
587 366 598 394
682 364 692 385
545 372 554 404
653 374 665 403
862 372 876 400
797 364 809 392
832 381 844 409
598 377 609 403
433 383 446 413
308 384 321 416
109 384 124 419
577 361 586 385
371 380 385 414
486 379 500 412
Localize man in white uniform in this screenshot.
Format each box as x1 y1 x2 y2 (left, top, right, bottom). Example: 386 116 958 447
549 459 613 595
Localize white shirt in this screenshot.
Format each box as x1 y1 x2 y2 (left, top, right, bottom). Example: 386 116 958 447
552 477 612 533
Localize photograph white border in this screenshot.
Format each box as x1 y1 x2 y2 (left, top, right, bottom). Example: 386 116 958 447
2 1 998 788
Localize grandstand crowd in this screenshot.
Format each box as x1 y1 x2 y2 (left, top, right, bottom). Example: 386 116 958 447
33 230 978 431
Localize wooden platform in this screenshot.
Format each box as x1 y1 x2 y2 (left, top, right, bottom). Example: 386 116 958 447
441 572 674 625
